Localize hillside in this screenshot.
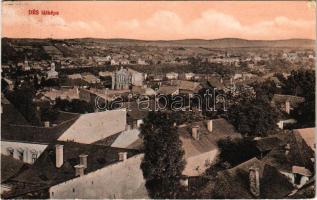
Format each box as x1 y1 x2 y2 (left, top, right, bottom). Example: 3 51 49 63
3 37 315 48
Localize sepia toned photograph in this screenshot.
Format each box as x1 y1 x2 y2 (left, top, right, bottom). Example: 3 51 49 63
1 1 316 199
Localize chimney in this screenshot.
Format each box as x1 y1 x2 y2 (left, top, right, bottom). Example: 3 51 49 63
75 86 79 95
74 164 85 177
118 152 127 161
79 154 88 169
207 120 213 132
285 100 290 114
44 121 50 127
192 125 200 140
137 119 143 128
285 143 291 156
55 144 64 168
180 177 189 189
249 166 260 197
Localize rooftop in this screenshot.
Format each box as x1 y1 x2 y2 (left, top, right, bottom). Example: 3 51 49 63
10 141 140 196
178 118 241 158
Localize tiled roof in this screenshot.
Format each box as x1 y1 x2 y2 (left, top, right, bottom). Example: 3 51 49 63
12 142 140 193
122 100 155 121
1 155 28 183
171 80 202 92
178 118 241 158
294 128 315 152
271 94 305 107
157 85 179 95
262 131 315 173
1 116 78 143
202 157 294 198
1 95 30 126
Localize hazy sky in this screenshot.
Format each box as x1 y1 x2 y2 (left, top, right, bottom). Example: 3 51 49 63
2 1 316 40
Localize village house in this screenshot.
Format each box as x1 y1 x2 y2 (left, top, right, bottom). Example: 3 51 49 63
170 80 202 95
178 118 241 176
166 72 179 80
3 141 146 199
271 94 305 129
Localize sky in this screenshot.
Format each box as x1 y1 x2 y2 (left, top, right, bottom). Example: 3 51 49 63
2 1 316 40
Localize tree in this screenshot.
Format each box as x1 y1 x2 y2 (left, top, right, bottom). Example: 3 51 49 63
251 80 279 101
217 137 258 166
292 100 315 128
280 69 315 100
227 98 279 137
140 111 186 198
279 69 315 128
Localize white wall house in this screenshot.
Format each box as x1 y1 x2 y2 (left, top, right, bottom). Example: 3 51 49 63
49 154 148 199
1 141 48 164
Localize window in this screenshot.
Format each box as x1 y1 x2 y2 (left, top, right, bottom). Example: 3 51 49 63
7 148 14 157
73 188 75 193
31 152 38 163
17 149 24 161
51 192 54 197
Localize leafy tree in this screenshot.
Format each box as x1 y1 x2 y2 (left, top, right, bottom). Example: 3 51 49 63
279 69 315 127
292 100 315 128
217 137 258 166
227 98 279 137
54 98 94 114
140 111 186 198
251 80 278 101
280 69 315 100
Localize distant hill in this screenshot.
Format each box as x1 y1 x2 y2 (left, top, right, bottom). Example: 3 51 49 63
74 38 315 48
3 37 315 48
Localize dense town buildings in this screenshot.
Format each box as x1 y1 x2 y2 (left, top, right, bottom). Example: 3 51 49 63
1 38 315 199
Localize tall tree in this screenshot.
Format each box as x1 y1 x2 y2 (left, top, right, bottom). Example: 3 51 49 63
280 69 315 100
227 98 279 137
140 111 186 198
279 69 315 127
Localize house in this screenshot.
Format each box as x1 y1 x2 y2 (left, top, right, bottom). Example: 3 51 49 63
47 62 59 79
262 130 315 189
1 111 80 164
184 73 195 80
157 85 179 96
4 142 145 199
82 74 100 84
166 72 179 80
271 94 305 114
127 68 144 87
170 80 202 94
42 87 80 101
112 67 130 90
131 86 156 96
272 94 305 129
178 118 242 176
201 157 295 198
58 110 127 144
294 128 315 152
67 74 82 80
